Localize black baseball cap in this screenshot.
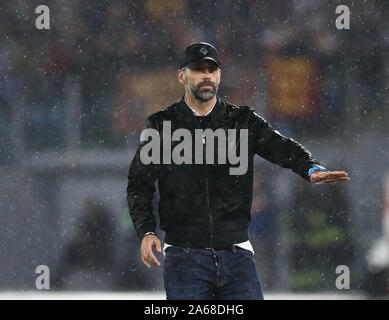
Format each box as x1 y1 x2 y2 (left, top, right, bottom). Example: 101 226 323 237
179 42 221 70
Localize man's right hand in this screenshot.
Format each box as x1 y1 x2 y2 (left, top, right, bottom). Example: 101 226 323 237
141 234 162 268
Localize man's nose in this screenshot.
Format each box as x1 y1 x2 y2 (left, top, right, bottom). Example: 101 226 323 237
201 70 212 79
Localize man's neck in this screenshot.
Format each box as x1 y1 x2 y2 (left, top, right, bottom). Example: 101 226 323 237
185 92 217 117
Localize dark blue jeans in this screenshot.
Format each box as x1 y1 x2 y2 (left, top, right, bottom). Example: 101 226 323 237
163 245 264 300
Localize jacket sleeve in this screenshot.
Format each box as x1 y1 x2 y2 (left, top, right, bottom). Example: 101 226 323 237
127 117 159 240
250 111 323 182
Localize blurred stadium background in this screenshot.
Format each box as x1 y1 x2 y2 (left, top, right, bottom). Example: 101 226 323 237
0 0 389 299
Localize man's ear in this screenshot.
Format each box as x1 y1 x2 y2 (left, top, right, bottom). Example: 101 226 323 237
178 69 186 85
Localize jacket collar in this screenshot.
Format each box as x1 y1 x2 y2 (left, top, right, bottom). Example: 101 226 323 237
174 95 226 129
184 94 217 116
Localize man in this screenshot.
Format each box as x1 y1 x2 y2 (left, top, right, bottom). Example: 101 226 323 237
127 42 350 300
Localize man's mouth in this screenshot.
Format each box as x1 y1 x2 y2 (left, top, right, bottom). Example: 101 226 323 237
200 84 214 89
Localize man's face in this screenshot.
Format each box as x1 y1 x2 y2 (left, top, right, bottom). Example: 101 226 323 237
178 61 221 101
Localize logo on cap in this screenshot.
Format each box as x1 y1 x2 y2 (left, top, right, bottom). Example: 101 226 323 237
199 47 208 56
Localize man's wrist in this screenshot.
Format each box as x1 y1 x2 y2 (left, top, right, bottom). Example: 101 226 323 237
143 231 156 237
308 165 327 178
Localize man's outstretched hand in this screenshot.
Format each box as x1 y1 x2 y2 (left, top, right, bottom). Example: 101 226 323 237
141 234 162 268
310 170 350 184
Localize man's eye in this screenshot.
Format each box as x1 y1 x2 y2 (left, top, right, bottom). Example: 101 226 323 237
194 67 216 72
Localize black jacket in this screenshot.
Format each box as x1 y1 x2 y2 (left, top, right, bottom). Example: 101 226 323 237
127 96 323 249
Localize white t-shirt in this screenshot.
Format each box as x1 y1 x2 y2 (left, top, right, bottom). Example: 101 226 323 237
162 240 255 257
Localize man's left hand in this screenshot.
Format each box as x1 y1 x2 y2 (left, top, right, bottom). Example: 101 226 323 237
310 170 350 184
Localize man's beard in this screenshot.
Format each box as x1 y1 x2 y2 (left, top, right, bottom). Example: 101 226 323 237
187 80 218 101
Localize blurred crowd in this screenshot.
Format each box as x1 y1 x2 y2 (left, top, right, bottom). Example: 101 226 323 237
1 0 388 159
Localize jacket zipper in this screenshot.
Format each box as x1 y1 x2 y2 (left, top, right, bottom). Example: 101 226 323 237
203 134 213 248
195 116 213 249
